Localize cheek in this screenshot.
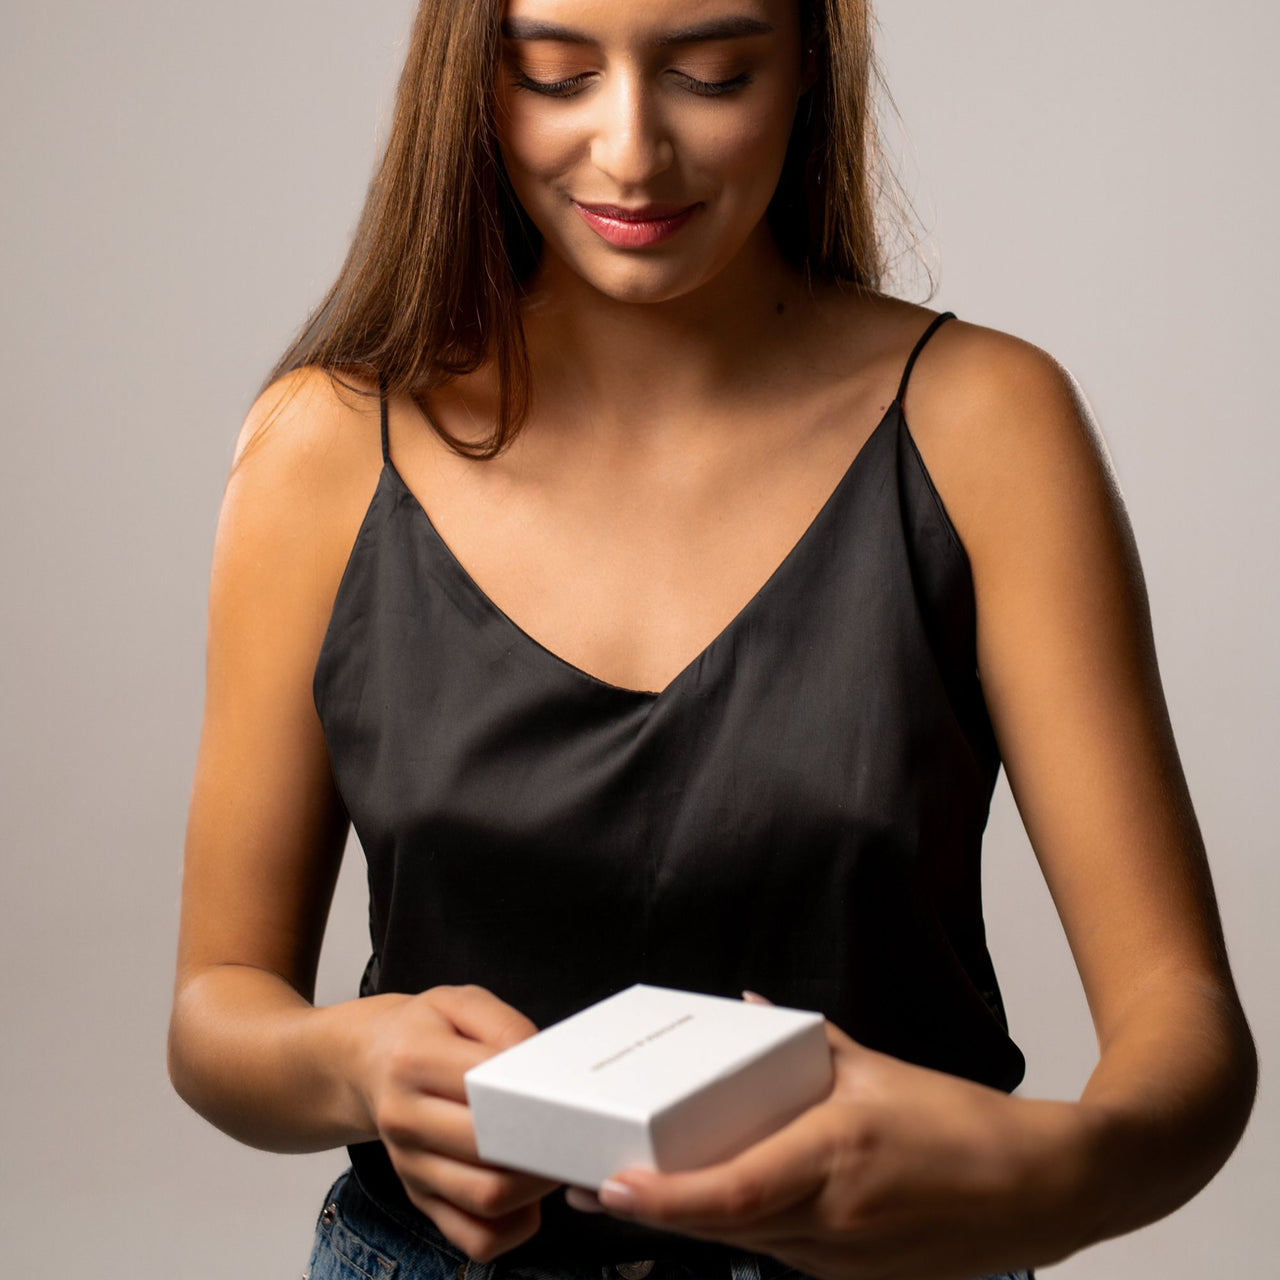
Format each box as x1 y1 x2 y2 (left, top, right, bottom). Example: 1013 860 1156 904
495 97 580 185
687 100 795 180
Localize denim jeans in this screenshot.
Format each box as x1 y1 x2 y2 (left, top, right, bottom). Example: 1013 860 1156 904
303 1167 1034 1280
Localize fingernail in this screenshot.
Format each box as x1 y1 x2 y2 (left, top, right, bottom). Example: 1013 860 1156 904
599 1179 637 1211
742 989 774 1005
565 1186 605 1213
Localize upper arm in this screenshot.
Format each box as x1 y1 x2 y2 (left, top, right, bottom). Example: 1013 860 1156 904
174 367 382 1004
903 321 1237 1049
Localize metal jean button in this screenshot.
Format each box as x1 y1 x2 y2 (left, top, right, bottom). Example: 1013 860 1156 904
615 1262 655 1279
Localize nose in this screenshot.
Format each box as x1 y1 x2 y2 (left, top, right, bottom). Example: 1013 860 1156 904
588 71 674 187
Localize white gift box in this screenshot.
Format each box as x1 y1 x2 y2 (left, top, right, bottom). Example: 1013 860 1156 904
463 983 833 1190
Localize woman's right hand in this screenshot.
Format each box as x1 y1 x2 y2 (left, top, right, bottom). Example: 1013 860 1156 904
353 983 563 1262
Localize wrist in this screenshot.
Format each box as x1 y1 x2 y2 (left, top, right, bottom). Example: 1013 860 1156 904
311 993 410 1144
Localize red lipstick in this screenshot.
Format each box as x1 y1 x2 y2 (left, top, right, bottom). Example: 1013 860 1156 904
572 200 701 248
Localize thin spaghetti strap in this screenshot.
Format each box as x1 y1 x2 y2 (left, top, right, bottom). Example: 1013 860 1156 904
378 371 390 467
896 311 957 404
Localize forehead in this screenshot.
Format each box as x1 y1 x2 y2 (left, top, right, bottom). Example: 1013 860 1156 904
498 0 790 46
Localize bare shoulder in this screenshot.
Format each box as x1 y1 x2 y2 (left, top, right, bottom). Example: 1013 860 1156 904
219 366 385 615
804 290 1119 560
205 365 387 735
229 364 383 508
897 315 1127 575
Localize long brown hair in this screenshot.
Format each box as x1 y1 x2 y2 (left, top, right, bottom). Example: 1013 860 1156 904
253 0 926 463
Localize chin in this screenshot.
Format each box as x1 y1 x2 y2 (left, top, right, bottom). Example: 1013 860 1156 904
560 239 733 305
588 269 706 305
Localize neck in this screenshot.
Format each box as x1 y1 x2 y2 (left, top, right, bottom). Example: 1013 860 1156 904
517 222 821 440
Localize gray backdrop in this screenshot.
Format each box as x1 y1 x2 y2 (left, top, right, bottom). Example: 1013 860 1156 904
2 2 1274 1276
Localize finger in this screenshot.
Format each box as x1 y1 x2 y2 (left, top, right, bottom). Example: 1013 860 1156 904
426 983 541 1050
395 1143 561 1219
380 1091 488 1163
385 1032 510 1104
382 1094 561 1197
565 1185 606 1213
409 1186 543 1264
821 1016 864 1059
596 1098 834 1233
384 995 538 1104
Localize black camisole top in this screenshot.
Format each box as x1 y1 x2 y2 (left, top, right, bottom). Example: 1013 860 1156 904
311 310 1027 1267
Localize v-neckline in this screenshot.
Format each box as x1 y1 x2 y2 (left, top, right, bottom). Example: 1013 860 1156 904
383 399 901 703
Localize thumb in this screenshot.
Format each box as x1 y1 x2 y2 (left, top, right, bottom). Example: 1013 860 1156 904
741 992 862 1072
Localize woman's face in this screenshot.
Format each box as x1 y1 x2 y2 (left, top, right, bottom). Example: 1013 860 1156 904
492 0 812 304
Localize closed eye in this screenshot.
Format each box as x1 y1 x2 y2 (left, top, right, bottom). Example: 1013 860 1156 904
510 70 754 98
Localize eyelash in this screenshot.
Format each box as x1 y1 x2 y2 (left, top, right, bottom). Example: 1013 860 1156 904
510 70 753 99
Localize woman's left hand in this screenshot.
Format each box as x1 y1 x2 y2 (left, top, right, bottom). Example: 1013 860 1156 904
565 996 1094 1280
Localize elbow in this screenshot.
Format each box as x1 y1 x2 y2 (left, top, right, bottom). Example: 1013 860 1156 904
166 995 197 1109
166 976 213 1115
1196 974 1260 1145
1223 999 1260 1140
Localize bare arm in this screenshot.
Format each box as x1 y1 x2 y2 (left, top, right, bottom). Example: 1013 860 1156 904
489 320 1257 1278
167 367 388 1150
531 318 1257 1280
908 322 1258 1255
167 369 560 1262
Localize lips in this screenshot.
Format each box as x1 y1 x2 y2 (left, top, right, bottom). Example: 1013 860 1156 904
574 200 698 221
571 199 702 248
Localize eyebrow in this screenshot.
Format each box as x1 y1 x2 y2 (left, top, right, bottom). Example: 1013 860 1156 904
499 16 776 47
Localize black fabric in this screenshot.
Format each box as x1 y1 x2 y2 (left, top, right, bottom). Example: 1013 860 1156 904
311 310 1026 1266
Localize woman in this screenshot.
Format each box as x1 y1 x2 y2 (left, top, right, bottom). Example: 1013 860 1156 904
167 2 1257 1279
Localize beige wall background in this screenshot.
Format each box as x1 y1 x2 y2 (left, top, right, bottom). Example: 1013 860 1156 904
1 2 1274 1275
